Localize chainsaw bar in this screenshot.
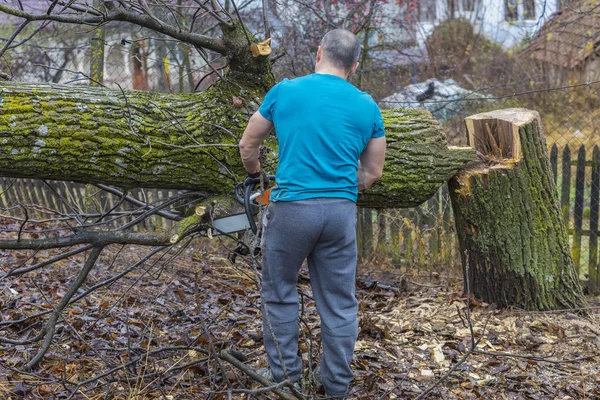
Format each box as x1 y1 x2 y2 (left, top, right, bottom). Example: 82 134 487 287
212 212 252 235
213 178 275 235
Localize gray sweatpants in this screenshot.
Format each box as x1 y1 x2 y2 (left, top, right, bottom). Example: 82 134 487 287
261 198 358 397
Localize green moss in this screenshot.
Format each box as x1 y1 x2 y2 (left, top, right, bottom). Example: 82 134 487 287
172 214 203 241
0 81 476 208
449 118 585 311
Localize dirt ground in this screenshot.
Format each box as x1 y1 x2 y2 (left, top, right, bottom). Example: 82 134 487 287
1 237 599 400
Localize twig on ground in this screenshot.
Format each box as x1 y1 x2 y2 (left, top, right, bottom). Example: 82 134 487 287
220 349 301 400
413 336 484 400
24 245 104 370
408 280 446 288
66 346 209 399
1 245 93 279
199 312 233 390
474 350 600 364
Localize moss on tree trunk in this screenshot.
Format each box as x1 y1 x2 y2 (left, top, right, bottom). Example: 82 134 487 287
0 81 475 208
449 109 586 311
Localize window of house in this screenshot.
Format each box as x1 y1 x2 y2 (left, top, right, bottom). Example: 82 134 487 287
445 0 479 17
462 0 476 12
505 0 536 21
523 0 535 19
505 0 518 20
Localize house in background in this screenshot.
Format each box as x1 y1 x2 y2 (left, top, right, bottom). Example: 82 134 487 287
381 0 561 48
521 0 600 85
1 0 586 90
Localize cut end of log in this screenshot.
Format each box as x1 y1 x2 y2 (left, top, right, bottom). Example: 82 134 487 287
195 206 207 216
465 108 540 163
455 108 542 197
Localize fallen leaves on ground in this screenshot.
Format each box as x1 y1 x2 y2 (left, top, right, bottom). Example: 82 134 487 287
1 224 599 399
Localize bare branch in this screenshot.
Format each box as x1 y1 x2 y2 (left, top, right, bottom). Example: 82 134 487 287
0 191 208 250
16 203 29 242
94 184 183 221
55 1 103 16
288 0 337 29
0 20 30 59
0 229 170 249
230 0 251 45
67 346 209 399
24 245 104 370
193 0 234 27
1 245 94 279
220 349 300 400
0 245 168 329
0 4 104 24
262 0 270 38
0 4 229 55
108 6 229 54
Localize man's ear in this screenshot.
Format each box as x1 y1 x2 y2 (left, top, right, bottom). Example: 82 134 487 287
348 62 360 78
316 46 323 62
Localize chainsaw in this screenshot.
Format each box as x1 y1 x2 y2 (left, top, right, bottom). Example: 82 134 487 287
211 175 275 236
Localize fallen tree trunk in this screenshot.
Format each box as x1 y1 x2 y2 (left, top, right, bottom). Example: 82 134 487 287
449 109 586 310
0 81 475 208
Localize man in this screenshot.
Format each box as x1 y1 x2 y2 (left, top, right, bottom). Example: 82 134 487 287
239 29 386 398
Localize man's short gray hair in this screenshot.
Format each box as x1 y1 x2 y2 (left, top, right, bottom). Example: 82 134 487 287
320 29 361 72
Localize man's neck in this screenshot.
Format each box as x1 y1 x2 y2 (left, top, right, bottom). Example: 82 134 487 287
314 66 348 80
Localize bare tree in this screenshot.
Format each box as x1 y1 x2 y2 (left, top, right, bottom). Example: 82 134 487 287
259 0 423 96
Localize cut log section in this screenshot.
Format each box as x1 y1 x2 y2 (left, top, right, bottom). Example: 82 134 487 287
449 109 586 310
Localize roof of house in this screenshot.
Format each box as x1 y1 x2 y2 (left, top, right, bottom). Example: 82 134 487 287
380 78 487 121
522 0 600 69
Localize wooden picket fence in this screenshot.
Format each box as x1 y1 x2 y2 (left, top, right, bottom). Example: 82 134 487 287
2 143 600 286
0 178 178 232
358 184 459 270
550 143 600 285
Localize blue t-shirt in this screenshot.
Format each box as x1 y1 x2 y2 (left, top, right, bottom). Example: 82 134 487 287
259 73 385 202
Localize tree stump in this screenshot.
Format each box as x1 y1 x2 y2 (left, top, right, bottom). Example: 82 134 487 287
449 109 586 310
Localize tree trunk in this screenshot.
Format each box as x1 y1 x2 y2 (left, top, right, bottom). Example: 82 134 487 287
400 208 414 266
154 38 170 92
449 108 586 310
130 41 149 91
0 82 475 208
89 0 105 87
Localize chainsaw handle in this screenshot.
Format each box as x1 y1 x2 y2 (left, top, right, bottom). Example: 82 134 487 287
234 183 245 205
235 175 275 205
235 175 275 234
244 183 258 234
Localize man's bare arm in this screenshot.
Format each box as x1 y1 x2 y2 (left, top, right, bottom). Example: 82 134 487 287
358 136 386 191
239 111 274 174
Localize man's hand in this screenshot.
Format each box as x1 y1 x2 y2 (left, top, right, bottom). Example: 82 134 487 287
243 170 270 189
